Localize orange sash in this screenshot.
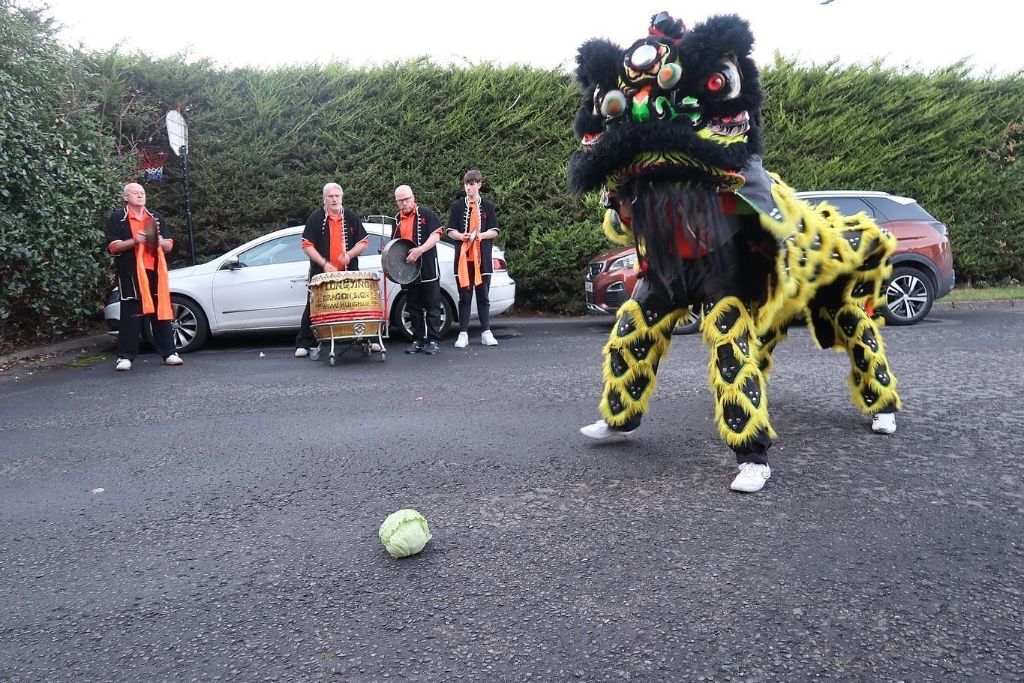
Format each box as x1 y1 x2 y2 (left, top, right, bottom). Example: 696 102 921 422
328 212 347 270
457 200 483 288
134 242 173 321
128 212 172 320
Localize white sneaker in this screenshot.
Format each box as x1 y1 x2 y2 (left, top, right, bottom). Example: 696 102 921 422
730 462 771 493
871 412 897 435
294 348 309 358
115 358 132 371
454 332 469 348
580 419 635 440
369 342 383 353
480 330 498 346
164 353 184 366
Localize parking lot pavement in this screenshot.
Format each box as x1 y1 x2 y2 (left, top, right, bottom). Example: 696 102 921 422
1 308 1023 680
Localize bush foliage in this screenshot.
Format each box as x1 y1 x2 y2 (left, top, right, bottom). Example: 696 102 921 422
3 7 1024 345
0 1 120 346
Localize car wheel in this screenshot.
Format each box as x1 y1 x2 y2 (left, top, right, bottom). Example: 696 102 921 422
672 307 701 335
883 266 934 326
170 295 210 352
389 291 455 341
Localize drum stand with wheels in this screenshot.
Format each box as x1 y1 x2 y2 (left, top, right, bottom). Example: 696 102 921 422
311 320 388 366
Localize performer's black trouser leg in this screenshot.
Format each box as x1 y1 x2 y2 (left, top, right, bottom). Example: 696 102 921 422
295 293 316 349
406 280 443 342
118 270 175 360
457 265 491 332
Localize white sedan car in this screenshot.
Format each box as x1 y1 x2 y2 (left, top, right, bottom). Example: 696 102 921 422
104 221 516 352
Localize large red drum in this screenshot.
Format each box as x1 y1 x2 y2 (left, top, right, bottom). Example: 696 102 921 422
309 270 383 339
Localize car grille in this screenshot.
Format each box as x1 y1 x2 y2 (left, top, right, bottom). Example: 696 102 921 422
588 263 604 278
605 285 628 309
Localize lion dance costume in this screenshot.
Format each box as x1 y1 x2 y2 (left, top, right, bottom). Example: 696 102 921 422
572 12 901 488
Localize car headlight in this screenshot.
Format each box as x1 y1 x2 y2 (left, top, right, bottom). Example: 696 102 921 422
606 254 637 272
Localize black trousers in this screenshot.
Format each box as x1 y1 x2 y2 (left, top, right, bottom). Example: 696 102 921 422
295 293 316 349
404 279 442 342
457 263 491 333
118 269 175 360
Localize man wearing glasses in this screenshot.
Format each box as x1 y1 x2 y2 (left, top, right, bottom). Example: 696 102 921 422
393 185 444 354
445 169 501 348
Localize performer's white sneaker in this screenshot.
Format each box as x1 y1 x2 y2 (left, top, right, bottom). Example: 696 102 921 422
294 348 309 358
580 419 635 440
455 332 469 348
115 358 132 371
871 412 897 435
730 462 771 493
163 353 184 366
480 330 498 346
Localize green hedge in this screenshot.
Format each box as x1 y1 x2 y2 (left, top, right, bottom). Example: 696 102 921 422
83 54 1024 311
0 2 120 347
762 57 1024 284
4 16 1024 345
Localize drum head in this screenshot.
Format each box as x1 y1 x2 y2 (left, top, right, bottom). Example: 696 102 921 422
381 238 421 285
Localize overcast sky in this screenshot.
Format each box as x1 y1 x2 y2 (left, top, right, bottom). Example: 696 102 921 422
32 0 1022 76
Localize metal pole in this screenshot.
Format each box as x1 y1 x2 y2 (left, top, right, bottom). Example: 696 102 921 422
179 145 196 266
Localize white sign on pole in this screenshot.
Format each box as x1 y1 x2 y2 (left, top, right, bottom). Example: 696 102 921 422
166 110 189 156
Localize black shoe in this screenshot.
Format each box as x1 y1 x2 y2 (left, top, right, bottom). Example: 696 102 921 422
405 341 424 354
424 341 440 355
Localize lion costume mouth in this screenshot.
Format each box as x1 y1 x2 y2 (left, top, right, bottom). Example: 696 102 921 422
707 110 750 138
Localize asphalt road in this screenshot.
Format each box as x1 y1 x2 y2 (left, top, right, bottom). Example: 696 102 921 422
1 310 1022 681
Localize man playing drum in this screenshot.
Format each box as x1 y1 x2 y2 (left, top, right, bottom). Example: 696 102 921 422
105 182 183 371
295 183 370 357
393 185 444 355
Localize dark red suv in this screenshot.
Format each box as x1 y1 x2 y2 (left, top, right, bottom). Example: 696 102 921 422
584 190 954 329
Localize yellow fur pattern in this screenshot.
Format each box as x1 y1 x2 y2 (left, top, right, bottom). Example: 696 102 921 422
599 299 682 426
702 297 776 447
593 178 902 451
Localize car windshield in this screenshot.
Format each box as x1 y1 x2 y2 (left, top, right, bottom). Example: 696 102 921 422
237 234 306 267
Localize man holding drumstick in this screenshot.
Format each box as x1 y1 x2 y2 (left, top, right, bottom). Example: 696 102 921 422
105 182 181 371
295 182 369 358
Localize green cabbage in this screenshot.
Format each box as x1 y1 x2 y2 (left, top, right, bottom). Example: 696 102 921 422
378 509 432 559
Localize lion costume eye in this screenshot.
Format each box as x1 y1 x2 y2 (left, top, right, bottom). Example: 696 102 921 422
703 59 741 100
601 90 628 118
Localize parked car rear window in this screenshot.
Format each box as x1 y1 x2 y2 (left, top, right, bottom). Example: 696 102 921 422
864 197 937 222
362 233 385 256
806 196 875 217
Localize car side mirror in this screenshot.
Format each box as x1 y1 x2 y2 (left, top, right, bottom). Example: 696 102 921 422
221 256 241 271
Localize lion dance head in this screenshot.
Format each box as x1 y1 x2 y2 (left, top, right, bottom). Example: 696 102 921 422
569 12 763 194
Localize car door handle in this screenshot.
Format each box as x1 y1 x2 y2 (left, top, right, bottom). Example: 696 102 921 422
289 276 308 282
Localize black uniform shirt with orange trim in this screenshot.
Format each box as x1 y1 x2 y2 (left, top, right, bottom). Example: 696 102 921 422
300 206 368 277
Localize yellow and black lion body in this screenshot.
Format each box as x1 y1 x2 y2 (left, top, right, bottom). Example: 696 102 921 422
571 12 900 451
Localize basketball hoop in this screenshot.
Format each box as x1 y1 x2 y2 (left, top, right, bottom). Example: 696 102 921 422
138 146 171 182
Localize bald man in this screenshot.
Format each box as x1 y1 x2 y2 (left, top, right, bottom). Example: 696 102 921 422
104 182 182 371
393 185 444 354
294 182 370 357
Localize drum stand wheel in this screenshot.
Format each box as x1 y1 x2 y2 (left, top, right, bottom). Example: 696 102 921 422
309 346 321 362
328 353 336 367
